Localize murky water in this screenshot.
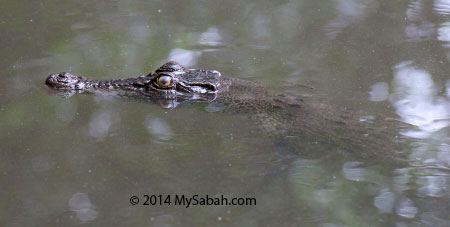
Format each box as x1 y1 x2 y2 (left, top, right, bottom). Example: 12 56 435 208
2 0 450 226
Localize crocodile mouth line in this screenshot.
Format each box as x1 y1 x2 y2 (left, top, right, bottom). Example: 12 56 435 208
45 61 224 103
177 82 218 94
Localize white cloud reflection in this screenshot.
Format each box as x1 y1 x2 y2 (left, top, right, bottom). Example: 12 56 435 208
446 80 450 96
68 193 98 222
326 0 370 39
434 0 450 15
374 188 395 213
405 22 435 41
405 1 435 41
146 117 172 141
437 22 450 47
252 13 271 40
368 82 389 102
416 175 448 197
395 197 417 219
406 0 423 21
167 48 201 68
389 61 450 138
89 110 114 139
198 27 222 47
342 161 365 181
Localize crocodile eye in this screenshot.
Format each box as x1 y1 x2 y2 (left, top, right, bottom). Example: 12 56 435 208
156 75 173 88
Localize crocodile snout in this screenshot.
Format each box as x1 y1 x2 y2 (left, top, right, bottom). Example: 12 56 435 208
45 72 85 90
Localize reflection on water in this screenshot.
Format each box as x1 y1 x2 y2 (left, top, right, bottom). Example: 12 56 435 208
434 0 450 15
167 48 201 67
198 27 222 47
68 193 98 222
89 110 115 139
406 1 435 41
391 61 450 138
326 0 370 39
2 0 450 226
368 82 389 102
395 197 417 219
146 117 172 141
417 175 448 197
386 60 450 224
342 161 365 182
374 189 396 214
438 22 450 47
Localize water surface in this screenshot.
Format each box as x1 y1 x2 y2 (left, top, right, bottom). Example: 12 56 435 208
2 0 450 226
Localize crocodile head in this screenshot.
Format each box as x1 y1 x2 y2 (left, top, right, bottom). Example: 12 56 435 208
45 61 230 107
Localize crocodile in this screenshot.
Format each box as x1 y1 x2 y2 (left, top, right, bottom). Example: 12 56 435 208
46 61 406 159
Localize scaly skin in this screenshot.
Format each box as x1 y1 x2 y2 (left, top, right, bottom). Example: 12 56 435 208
46 61 406 160
214 79 406 160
